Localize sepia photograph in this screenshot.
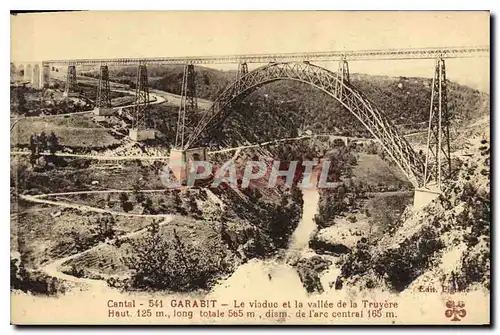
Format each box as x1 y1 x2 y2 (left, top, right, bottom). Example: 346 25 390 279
9 10 490 325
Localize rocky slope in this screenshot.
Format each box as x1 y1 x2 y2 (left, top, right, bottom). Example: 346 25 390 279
336 132 490 293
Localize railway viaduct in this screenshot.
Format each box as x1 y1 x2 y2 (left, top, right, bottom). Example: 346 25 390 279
10 46 490 209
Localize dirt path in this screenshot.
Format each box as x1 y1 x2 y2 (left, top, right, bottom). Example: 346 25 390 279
10 150 171 161
149 88 213 109
42 215 174 286
29 188 174 199
112 89 166 108
19 193 174 218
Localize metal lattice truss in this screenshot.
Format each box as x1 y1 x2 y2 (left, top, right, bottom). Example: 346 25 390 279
175 64 199 149
185 62 426 187
235 62 249 92
96 65 111 108
423 59 452 189
336 59 350 98
133 64 150 130
186 64 198 110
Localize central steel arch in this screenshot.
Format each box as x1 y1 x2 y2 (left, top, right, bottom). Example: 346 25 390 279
184 62 425 187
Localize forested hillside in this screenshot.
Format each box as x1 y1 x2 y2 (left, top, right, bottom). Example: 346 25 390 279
83 65 236 101
82 65 489 149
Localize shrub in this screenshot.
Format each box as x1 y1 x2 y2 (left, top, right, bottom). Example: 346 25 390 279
340 238 373 278
340 226 445 292
11 257 67 296
372 226 444 291
456 242 490 290
123 221 232 292
62 264 85 278
91 214 116 241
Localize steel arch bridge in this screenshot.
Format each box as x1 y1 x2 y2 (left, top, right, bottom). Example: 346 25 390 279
183 62 426 188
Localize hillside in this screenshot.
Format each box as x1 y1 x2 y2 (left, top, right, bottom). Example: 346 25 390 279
82 65 236 101
338 134 490 293
77 64 490 152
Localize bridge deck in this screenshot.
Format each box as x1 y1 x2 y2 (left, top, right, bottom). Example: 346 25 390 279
40 46 489 66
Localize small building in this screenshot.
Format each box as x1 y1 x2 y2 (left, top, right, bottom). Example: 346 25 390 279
129 128 155 141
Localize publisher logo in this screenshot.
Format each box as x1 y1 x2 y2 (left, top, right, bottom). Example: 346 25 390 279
445 301 466 321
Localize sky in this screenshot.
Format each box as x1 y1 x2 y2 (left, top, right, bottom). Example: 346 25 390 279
11 11 490 92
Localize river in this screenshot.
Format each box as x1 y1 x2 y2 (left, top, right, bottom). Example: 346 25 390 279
208 187 321 301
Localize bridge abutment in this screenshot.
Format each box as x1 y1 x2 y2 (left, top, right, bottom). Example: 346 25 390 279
24 64 32 82
413 187 441 211
41 64 50 88
64 65 78 97
12 63 50 89
169 149 188 184
168 147 208 184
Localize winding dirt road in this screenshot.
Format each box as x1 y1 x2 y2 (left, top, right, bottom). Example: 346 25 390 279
10 81 167 131
19 192 174 218
42 214 174 286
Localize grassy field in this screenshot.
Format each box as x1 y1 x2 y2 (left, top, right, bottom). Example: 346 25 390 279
13 157 166 196
11 200 159 268
61 243 130 277
352 153 412 190
11 205 92 268
11 114 120 148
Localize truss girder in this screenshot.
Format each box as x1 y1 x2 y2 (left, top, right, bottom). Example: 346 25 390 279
185 62 425 187
45 46 489 66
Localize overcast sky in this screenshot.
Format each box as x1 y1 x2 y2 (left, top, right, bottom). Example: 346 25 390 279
11 11 490 92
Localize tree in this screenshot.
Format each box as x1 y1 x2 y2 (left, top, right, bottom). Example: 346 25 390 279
157 197 174 214
119 192 128 204
29 135 38 167
38 132 48 153
119 193 133 212
263 190 302 249
70 230 88 252
105 194 113 208
124 222 230 292
203 73 210 85
123 221 171 290
11 88 27 115
168 229 228 291
92 214 116 241
172 190 185 214
47 132 60 155
187 197 202 219
132 183 145 203
202 203 225 223
143 197 155 214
